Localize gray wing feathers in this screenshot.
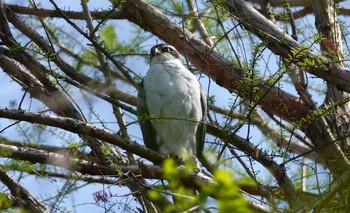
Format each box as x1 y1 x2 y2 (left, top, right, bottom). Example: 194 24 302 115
196 87 207 158
137 81 158 152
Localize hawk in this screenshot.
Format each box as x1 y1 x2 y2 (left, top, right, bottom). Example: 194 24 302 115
137 44 206 169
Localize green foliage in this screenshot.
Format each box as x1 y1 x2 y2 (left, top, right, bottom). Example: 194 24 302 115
12 208 31 213
0 145 13 157
0 192 12 210
294 99 349 128
100 24 118 52
148 158 251 212
8 44 24 55
100 144 112 157
313 33 325 44
207 95 216 106
202 170 251 213
148 158 197 212
285 35 332 72
2 160 35 173
68 142 83 158
162 158 182 182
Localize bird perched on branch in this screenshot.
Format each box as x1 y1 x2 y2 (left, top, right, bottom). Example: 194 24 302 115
137 44 206 170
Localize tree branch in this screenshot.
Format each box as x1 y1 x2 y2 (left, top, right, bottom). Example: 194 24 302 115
0 140 216 190
120 0 311 123
0 169 49 213
8 4 125 19
222 0 350 95
206 124 303 210
300 169 350 212
0 108 163 163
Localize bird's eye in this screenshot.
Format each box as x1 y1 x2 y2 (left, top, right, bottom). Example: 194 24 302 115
162 47 172 52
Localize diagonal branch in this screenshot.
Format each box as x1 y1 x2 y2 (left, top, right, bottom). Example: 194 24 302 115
0 169 49 213
206 124 303 210
0 139 287 208
0 108 304 205
222 0 350 94
0 1 132 165
0 142 160 178
0 141 215 190
0 108 163 163
300 169 350 212
120 0 311 123
120 0 350 126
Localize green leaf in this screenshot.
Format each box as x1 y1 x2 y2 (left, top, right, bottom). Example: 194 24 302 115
0 192 12 209
100 24 118 52
162 158 180 181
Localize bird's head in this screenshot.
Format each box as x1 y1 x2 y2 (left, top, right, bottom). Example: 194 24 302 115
150 44 180 65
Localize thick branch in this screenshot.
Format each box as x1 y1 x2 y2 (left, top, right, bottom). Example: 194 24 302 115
0 140 286 206
0 142 214 189
222 0 350 94
0 142 159 178
0 108 304 204
0 108 163 163
120 0 311 123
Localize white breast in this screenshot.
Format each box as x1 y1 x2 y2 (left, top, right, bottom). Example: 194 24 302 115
143 59 202 157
